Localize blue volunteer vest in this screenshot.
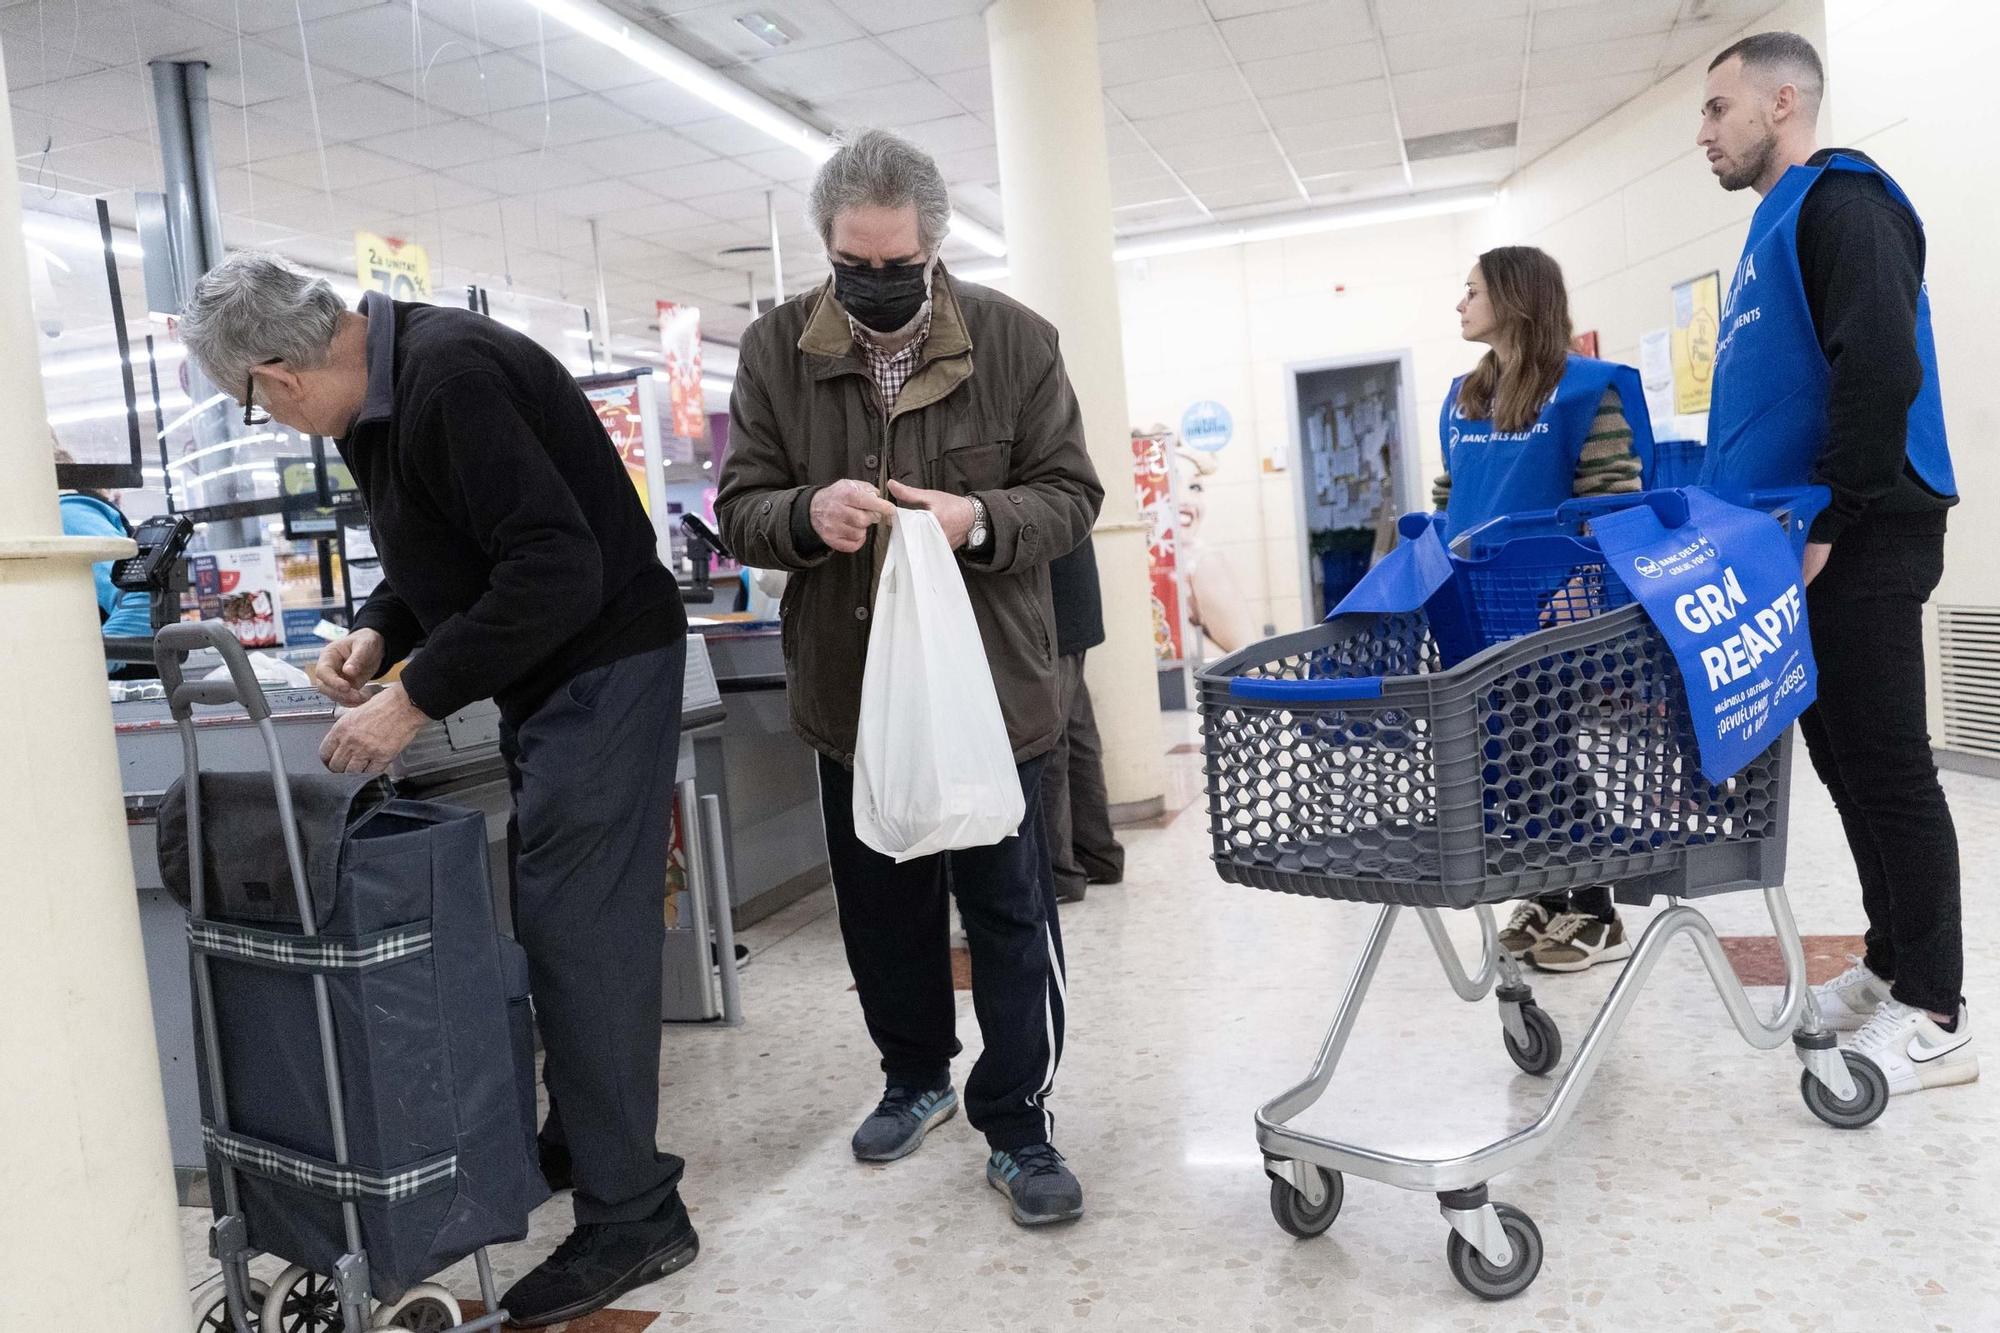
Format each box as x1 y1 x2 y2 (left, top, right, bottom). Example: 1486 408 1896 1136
1701 154 1955 499
1439 354 1651 537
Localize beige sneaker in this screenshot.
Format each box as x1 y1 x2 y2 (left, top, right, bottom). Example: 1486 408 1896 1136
1528 912 1633 973
1499 901 1555 958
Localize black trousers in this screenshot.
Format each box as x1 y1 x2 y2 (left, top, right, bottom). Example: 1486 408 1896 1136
1039 652 1127 899
501 641 686 1224
1796 515 1961 1015
819 754 1067 1152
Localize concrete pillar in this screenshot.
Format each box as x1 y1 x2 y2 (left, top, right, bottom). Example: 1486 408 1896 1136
0 36 189 1333
986 0 1166 818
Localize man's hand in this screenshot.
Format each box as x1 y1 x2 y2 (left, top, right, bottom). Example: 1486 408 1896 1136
319 684 430 775
1802 541 1832 587
810 479 899 554
886 480 977 550
314 628 386 707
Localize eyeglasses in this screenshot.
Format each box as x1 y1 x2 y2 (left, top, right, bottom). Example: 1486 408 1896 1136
241 357 283 427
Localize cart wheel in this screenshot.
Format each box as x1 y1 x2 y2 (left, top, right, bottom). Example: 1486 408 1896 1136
262 1266 342 1333
192 1275 270 1331
1445 1203 1543 1301
370 1284 462 1330
1801 1051 1889 1130
1269 1166 1344 1239
1503 1003 1562 1076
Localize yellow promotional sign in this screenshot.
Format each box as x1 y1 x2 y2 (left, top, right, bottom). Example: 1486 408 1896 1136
1670 270 1720 415
355 232 430 301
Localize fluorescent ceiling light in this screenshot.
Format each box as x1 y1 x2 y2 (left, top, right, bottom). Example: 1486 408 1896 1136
523 0 833 165
953 188 1495 282
735 12 792 47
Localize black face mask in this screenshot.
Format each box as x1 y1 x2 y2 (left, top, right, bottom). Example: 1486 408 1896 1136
832 259 931 333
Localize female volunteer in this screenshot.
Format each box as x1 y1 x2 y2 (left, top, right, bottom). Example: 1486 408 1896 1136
1437 245 1651 975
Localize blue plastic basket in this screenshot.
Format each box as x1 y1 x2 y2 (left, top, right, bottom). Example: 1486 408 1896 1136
1647 438 1707 489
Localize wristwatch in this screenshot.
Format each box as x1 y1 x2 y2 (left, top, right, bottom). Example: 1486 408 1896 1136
966 494 990 551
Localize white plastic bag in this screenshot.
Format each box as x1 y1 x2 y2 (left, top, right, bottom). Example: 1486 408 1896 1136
853 508 1025 862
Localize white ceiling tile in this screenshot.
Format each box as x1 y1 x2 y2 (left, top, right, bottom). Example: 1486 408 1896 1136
1303 163 1411 200
1408 144 1515 189
1 44 112 93
1658 20 1748 74
674 114 794 156
171 0 384 38
18 133 161 191
442 148 605 193
1108 151 1172 186
418 0 568 51
1275 108 1399 153
567 127 717 177
1376 0 1529 36
0 0 227 66
1111 175 1188 208
1260 80 1392 129
487 93 650 146
1397 92 1521 139
10 113 114 161
263 5 437 80
1288 139 1405 177
684 183 807 223
1393 56 1522 108
895 113 994 156
255 141 417 191
600 200 729 237
818 77 967 126
1097 24 1231 88
830 0 989 32
1129 99 1270 150
538 177 666 219
1525 69 1654 117
1201 180 1307 211
731 146 822 185
1531 0 1681 51
253 81 418 141
602 79 725 128
742 37 915 100
523 34 659 93
876 14 987 76
1094 0 1209 42
1203 0 1336 16
1529 33 1671 84
360 116 527 170
931 143 1000 185
10 66 156 136
381 51 583 118
1214 2 1375 60
1385 17 1527 75
1158 132 1286 175
375 171 501 212
212 173 327 219
1236 42 1383 97
1113 197 1210 229
629 156 774 199
163 38 314 108
1106 71 1250 122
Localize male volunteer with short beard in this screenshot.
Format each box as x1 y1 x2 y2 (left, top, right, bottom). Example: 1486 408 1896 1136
1697 33 1974 1096
718 129 1102 1227
179 253 697 1327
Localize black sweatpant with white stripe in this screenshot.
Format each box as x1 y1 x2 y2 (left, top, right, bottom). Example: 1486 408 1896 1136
818 754 1067 1152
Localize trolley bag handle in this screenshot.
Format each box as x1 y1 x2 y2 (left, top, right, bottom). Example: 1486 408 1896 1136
1228 676 1384 704
154 620 272 723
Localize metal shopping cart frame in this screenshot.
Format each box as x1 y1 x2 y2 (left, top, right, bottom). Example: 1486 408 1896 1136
159 621 510 1333
1198 490 1886 1301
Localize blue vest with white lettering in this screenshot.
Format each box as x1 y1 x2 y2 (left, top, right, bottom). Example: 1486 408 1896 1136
1439 354 1651 537
1701 154 1955 499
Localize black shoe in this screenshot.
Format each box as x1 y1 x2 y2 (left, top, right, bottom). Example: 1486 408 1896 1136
537 1138 572 1193
850 1083 958 1162
987 1143 1085 1226
499 1193 700 1328
1054 882 1087 905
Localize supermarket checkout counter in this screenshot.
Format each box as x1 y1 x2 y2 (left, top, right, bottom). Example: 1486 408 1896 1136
117 636 733 1198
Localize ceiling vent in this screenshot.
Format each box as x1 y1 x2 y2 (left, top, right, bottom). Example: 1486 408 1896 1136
1404 122 1518 162
1939 604 2000 758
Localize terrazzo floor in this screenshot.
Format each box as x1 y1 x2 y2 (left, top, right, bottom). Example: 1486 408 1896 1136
183 716 2000 1332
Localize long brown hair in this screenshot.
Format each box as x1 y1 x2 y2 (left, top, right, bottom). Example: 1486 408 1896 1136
1456 246 1573 433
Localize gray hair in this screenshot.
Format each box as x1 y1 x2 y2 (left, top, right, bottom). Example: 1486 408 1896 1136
807 128 951 254
178 251 346 391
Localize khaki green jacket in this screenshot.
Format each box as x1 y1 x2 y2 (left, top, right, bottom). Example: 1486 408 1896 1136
716 270 1104 764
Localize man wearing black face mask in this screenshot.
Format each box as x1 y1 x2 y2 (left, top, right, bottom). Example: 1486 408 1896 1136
718 129 1104 1229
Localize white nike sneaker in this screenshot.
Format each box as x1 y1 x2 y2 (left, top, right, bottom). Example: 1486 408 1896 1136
1813 956 1894 1032
1847 999 1979 1096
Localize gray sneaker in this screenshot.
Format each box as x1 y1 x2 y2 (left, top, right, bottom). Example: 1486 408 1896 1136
986 1144 1084 1226
851 1085 958 1162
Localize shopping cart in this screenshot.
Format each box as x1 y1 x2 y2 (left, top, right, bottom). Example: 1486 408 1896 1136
157 622 523 1333
1197 488 1883 1301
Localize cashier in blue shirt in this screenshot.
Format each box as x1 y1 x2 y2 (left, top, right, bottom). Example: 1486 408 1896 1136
54 445 152 672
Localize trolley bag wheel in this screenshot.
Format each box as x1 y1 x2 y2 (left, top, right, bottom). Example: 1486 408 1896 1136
1445 1203 1543 1301
193 1275 270 1331
1800 1051 1890 1130
369 1284 462 1330
1503 1003 1562 1077
1269 1165 1344 1238
262 1266 342 1333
